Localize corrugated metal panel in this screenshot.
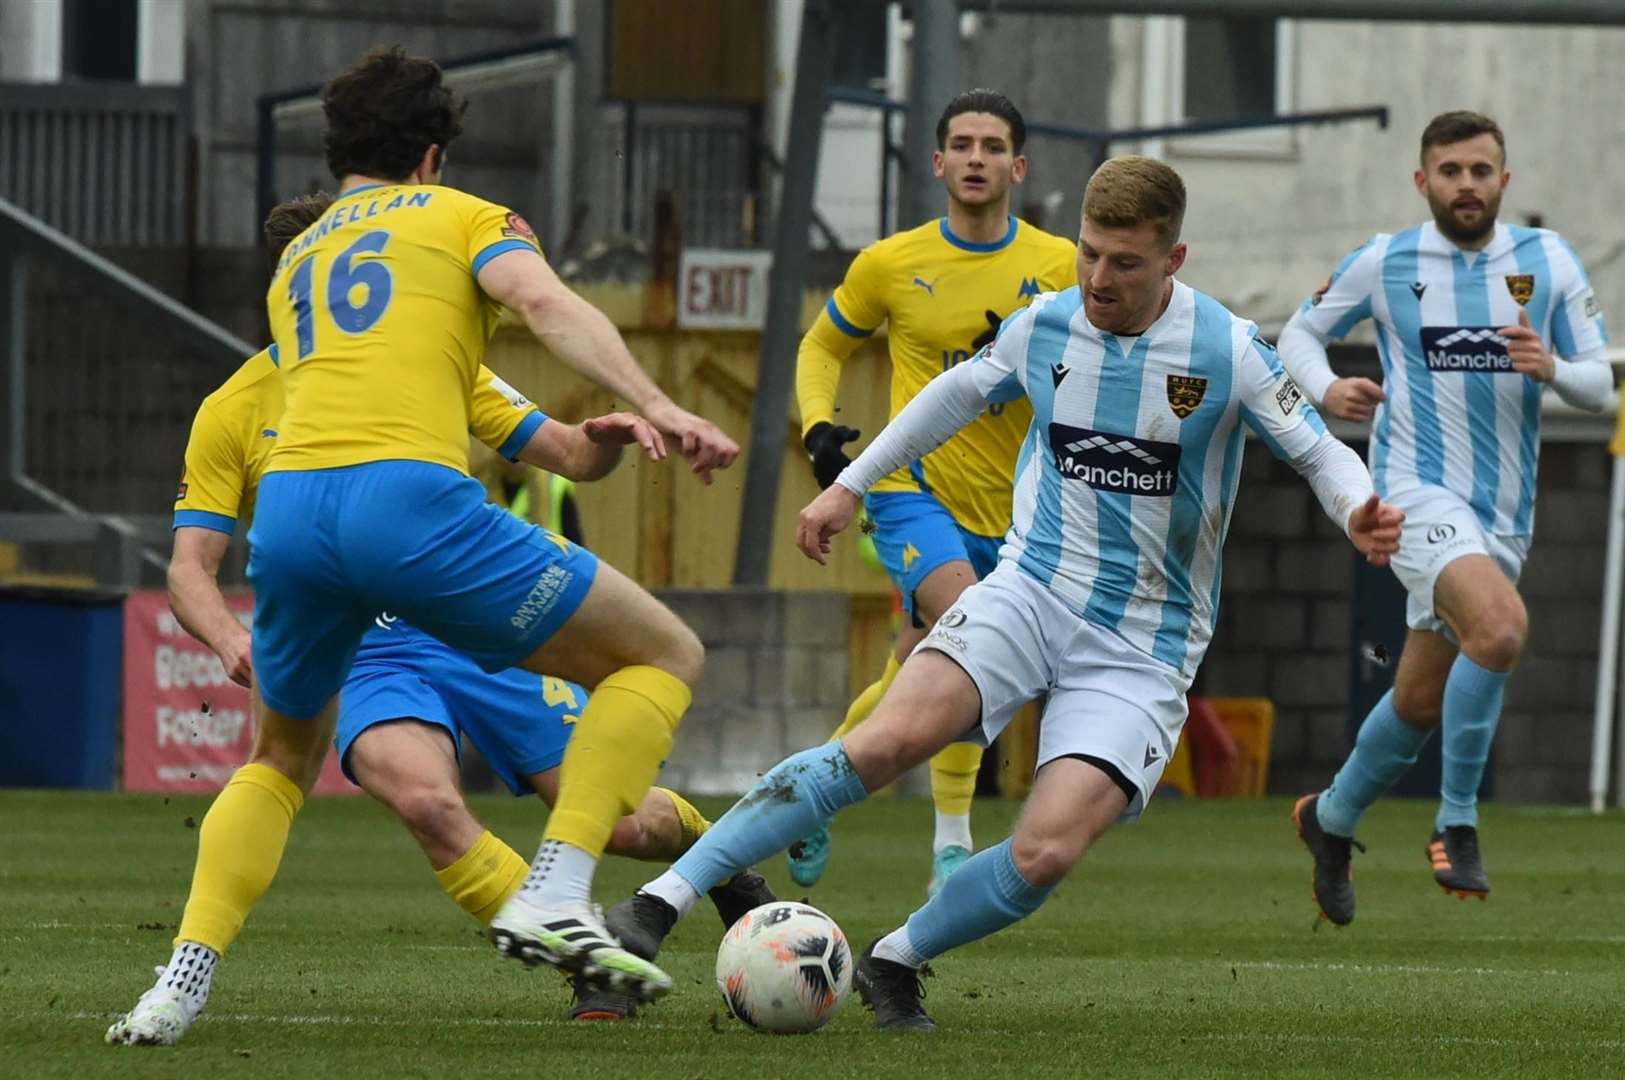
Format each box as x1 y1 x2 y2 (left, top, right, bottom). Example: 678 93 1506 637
0 83 188 247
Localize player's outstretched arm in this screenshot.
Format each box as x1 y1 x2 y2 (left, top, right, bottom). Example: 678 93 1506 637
1240 336 1401 566
796 358 1001 565
1345 492 1405 568
476 249 739 483
168 527 252 687
1279 243 1384 422
796 307 872 488
516 412 665 482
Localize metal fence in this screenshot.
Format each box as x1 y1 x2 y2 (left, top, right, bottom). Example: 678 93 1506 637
606 101 768 250
0 82 190 248
1 195 253 585
257 38 574 255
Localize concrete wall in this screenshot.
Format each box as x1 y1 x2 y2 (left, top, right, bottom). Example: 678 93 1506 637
655 590 853 796
1105 17 1625 334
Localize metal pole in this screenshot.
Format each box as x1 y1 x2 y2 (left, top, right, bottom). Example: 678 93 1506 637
900 0 962 229
1590 455 1625 813
255 96 276 244
2 252 25 492
731 0 841 587
954 0 1625 22
549 0 576 251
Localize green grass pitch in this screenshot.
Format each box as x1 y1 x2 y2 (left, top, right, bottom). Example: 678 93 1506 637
3 789 1622 1078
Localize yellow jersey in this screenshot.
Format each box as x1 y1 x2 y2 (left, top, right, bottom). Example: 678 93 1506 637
796 215 1076 536
174 344 546 535
264 182 543 475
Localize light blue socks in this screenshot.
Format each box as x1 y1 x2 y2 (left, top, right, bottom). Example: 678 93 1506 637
1436 654 1509 830
670 741 869 894
1317 690 1432 837
877 838 1054 967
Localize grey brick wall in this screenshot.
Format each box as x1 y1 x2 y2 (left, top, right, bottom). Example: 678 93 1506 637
1207 440 1612 804
655 589 851 795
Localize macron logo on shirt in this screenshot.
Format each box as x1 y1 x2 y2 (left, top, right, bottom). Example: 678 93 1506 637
1049 424 1181 496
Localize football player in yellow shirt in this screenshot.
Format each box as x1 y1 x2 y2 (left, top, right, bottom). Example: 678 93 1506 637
107 193 768 1044
126 46 735 1023
791 91 1076 895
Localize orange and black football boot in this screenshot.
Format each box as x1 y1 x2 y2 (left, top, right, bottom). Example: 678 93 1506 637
1293 794 1364 926
1427 825 1489 899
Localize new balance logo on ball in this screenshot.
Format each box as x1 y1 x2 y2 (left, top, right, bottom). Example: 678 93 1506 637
1049 424 1181 496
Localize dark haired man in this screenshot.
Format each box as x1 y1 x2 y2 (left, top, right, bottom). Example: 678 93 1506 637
163 45 730 1012
788 90 1076 895
1283 111 1612 924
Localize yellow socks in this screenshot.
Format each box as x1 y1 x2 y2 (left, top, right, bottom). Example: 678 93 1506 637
434 830 529 923
543 664 691 858
829 654 902 741
930 741 983 817
654 786 712 852
174 762 303 954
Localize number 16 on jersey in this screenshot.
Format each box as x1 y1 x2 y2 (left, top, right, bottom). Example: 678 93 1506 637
287 230 395 360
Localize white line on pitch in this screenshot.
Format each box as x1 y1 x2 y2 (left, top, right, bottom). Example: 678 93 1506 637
1232 960 1571 977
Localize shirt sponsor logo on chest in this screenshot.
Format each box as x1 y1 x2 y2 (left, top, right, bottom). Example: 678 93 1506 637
1049 424 1181 496
1420 326 1513 373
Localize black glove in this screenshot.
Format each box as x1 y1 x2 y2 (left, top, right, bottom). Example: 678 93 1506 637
970 309 1002 352
803 421 861 489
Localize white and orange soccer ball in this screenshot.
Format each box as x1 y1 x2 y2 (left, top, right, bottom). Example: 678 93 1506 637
714 901 852 1034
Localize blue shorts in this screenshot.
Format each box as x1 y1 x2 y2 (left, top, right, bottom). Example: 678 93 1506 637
248 460 598 720
335 617 584 796
863 489 1002 625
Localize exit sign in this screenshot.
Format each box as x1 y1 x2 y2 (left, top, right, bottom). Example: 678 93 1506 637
677 249 773 330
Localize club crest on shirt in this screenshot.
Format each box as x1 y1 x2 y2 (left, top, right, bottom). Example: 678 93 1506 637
1166 375 1208 420
502 213 540 249
1504 273 1535 306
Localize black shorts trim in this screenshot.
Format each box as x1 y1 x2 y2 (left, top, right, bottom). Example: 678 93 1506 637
1055 753 1137 805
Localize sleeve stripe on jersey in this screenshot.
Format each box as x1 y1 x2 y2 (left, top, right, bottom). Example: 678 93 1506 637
824 298 874 338
497 411 547 462
173 510 236 535
472 239 539 277
267 343 280 368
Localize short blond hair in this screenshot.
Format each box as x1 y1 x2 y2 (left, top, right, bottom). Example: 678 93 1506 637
1082 156 1186 247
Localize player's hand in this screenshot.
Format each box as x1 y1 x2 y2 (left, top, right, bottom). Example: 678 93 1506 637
796 484 861 565
803 421 862 489
1500 307 1555 383
1346 493 1404 568
641 398 739 484
970 309 1002 351
581 411 665 463
1321 377 1385 422
218 631 253 689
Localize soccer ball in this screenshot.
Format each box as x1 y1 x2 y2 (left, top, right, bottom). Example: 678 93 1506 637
714 901 852 1034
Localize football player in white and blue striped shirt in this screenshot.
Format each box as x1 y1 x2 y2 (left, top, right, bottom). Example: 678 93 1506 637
598 157 1403 1031
1281 111 1611 922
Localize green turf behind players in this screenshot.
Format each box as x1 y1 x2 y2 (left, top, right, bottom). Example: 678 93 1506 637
2 791 1622 1078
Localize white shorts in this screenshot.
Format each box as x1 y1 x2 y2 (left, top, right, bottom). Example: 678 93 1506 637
916 561 1190 823
1385 485 1530 635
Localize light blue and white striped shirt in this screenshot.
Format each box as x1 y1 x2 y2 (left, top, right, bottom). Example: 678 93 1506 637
1285 222 1610 537
841 279 1366 679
